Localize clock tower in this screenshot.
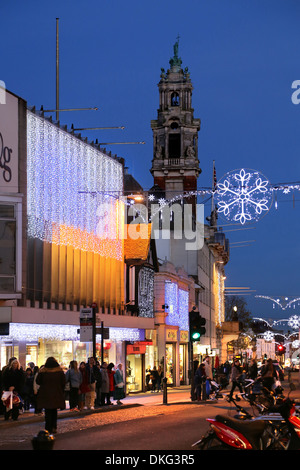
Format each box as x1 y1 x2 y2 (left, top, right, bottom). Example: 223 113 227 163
150 39 201 202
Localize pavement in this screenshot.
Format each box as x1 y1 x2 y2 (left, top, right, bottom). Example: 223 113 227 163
1 373 300 429
0 385 193 428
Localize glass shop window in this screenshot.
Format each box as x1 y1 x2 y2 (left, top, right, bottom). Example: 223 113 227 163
0 204 16 293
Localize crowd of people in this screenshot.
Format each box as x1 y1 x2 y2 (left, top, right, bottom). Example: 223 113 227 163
194 356 282 402
145 365 164 392
0 356 126 434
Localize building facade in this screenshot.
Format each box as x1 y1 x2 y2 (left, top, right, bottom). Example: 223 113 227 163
149 42 230 371
0 90 155 393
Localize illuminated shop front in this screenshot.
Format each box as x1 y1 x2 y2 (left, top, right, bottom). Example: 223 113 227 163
0 96 156 375
0 323 147 371
126 338 156 393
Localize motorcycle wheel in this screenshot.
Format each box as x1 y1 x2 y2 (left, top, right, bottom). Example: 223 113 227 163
196 432 230 450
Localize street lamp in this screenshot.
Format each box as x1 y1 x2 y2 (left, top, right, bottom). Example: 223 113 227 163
233 305 238 319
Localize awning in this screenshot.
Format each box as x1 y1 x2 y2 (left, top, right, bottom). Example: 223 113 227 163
124 223 152 261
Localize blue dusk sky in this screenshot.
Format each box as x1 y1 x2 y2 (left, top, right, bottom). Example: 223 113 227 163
1 0 300 322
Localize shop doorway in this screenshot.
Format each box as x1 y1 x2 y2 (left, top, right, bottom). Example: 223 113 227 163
179 344 187 384
165 343 175 385
126 353 144 393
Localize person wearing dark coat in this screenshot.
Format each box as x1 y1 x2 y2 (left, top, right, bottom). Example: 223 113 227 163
150 366 159 392
36 357 66 434
228 359 243 402
114 364 125 405
2 358 25 421
248 359 258 380
194 363 206 401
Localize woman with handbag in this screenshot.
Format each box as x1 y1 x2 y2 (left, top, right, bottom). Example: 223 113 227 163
114 364 125 405
2 358 24 421
65 360 82 411
36 357 66 434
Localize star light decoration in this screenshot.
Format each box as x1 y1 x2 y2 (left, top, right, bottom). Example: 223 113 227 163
214 168 273 225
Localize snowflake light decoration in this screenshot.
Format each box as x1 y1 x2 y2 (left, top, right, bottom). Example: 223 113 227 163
288 315 300 330
262 330 275 342
215 168 273 225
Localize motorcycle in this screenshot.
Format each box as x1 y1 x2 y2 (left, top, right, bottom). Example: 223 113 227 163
192 383 300 450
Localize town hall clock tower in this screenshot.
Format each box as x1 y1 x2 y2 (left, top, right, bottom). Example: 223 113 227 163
150 39 201 202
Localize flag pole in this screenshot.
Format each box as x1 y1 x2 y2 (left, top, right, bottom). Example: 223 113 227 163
211 160 215 213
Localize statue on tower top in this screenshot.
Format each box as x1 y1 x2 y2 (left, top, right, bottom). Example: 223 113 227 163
169 35 182 69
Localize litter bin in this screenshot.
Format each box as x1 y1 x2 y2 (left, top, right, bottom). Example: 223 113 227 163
32 430 55 450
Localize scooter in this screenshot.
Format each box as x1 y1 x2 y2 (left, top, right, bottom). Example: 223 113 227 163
192 383 300 450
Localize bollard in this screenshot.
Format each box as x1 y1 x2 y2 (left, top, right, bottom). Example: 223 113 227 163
163 377 168 405
32 430 55 450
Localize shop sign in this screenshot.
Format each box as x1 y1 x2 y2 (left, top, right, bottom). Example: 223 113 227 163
180 330 189 342
0 90 18 193
166 329 177 341
127 344 146 355
79 307 94 342
126 341 152 355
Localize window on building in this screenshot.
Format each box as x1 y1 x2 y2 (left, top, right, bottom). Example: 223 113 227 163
169 134 181 159
171 92 180 106
0 204 16 294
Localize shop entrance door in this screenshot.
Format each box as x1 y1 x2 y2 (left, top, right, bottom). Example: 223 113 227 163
126 353 144 393
165 343 175 385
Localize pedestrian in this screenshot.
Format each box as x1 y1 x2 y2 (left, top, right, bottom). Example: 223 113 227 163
99 362 110 406
204 356 213 379
248 358 258 380
107 363 115 404
65 360 82 411
36 357 66 434
261 358 277 391
228 358 243 402
114 363 125 405
194 363 206 401
78 362 90 410
94 361 102 407
85 357 99 409
146 366 151 391
33 365 43 415
156 366 163 392
150 366 159 392
2 358 25 421
27 362 35 372
23 367 34 411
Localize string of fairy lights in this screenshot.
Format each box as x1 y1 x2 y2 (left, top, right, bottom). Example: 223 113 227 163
147 168 300 225
247 295 300 350
27 111 124 260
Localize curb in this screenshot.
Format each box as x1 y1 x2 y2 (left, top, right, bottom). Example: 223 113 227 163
0 403 143 428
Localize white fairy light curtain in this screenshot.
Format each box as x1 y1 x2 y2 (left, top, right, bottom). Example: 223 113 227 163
27 111 124 260
164 281 189 331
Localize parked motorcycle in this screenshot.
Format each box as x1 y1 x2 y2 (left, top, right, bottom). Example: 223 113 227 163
192 383 300 450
